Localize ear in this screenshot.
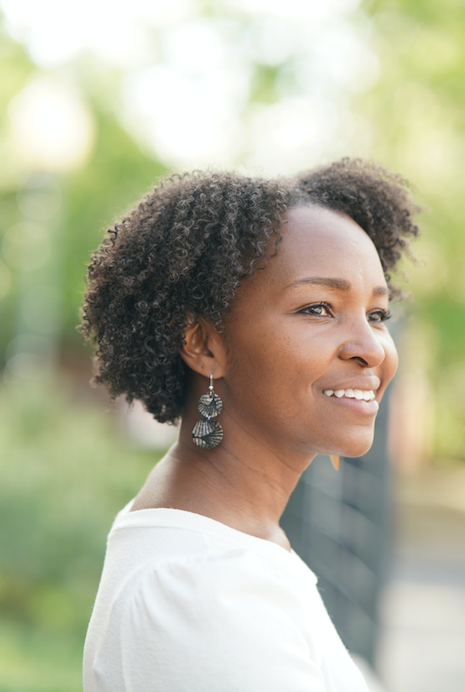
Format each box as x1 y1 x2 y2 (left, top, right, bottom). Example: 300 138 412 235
179 317 227 379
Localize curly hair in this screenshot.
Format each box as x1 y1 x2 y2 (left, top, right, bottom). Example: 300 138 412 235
80 159 420 424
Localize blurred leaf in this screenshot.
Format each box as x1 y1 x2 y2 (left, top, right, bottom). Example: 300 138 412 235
359 0 465 460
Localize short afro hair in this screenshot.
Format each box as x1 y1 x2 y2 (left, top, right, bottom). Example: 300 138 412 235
80 159 420 424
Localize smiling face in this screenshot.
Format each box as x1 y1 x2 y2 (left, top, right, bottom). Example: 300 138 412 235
220 205 398 459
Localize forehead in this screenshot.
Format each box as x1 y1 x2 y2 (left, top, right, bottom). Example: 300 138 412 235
281 205 382 273
256 205 387 288
231 205 388 311
224 205 389 330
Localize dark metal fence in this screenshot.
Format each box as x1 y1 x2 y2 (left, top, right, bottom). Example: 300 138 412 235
281 393 391 666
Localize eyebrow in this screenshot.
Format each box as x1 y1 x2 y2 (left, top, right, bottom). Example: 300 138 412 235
286 276 389 296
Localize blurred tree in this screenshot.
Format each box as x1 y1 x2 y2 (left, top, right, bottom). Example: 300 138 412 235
358 0 465 461
0 28 167 368
0 23 34 360
61 103 167 354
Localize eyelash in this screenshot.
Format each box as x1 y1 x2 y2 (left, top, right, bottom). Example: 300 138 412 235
300 302 392 323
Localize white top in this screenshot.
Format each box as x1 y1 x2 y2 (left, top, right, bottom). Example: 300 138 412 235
83 505 369 692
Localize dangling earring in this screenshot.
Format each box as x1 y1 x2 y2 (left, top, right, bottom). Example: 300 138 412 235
330 455 340 471
192 372 223 449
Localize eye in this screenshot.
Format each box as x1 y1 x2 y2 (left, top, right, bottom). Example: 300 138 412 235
300 302 333 317
368 309 391 323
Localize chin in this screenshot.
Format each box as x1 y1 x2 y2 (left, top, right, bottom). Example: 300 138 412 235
329 430 375 459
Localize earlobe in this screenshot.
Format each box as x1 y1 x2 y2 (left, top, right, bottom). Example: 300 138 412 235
179 318 226 379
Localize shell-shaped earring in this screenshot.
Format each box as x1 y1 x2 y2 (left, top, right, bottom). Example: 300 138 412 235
330 455 340 471
192 373 223 449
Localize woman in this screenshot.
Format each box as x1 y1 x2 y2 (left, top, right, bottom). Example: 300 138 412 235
81 159 419 691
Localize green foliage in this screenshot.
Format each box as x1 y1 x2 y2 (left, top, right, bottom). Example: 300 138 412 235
0 23 34 119
0 620 83 692
357 0 465 459
61 108 167 352
249 64 281 104
0 103 167 362
0 378 163 686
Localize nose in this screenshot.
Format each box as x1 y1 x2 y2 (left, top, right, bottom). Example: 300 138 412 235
337 317 387 368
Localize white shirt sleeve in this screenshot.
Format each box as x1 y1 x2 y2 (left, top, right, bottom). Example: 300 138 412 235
98 548 328 692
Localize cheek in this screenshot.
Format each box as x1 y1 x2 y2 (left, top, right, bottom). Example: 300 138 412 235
227 330 290 391
225 323 327 409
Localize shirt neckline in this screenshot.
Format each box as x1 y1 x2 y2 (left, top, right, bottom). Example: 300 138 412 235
112 503 317 581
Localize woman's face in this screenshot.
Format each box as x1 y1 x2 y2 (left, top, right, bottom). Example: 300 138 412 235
221 205 398 459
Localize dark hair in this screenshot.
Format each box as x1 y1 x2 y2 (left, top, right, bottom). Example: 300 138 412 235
80 159 420 423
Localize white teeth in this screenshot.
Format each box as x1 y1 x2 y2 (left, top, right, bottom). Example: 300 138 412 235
323 388 376 400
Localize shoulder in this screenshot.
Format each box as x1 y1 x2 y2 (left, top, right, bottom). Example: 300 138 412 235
123 547 303 622
100 548 327 691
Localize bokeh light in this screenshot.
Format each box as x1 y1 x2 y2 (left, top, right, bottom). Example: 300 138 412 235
8 76 96 172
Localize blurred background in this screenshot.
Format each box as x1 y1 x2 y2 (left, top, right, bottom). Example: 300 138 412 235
0 0 464 690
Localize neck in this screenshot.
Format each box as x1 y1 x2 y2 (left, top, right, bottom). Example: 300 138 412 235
134 401 315 550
